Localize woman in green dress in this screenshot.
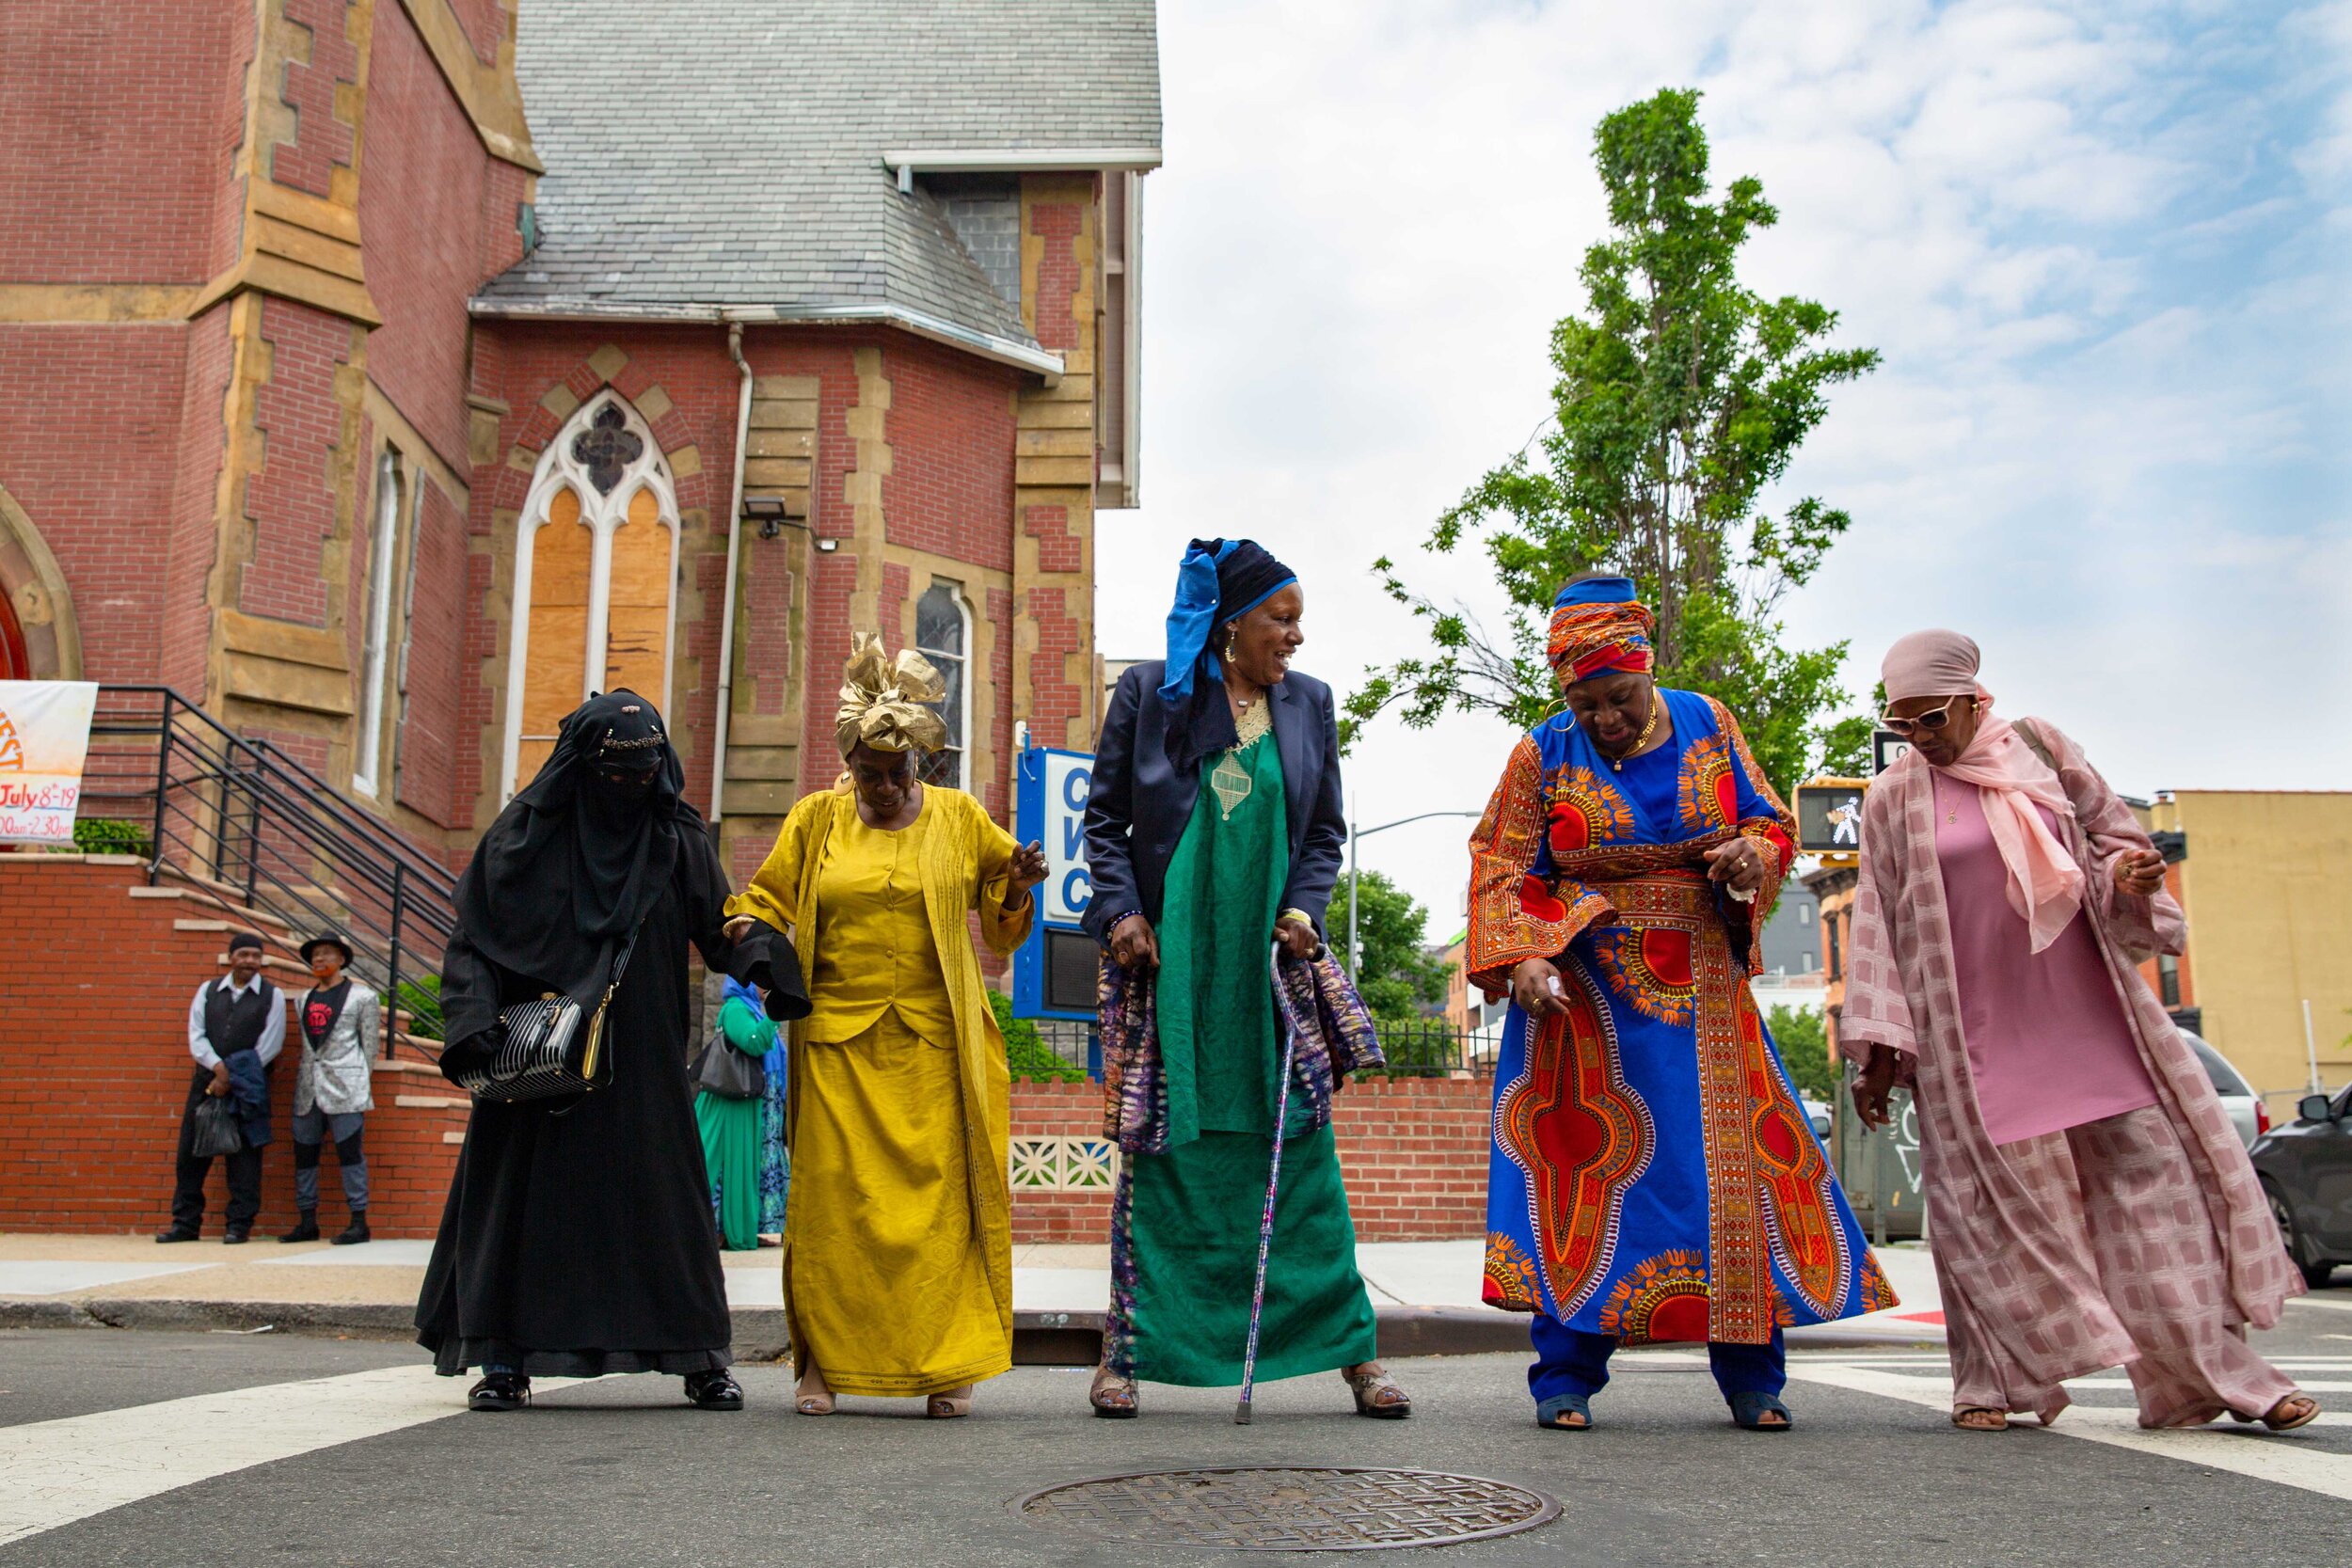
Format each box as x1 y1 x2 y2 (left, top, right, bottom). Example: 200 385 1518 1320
695 977 775 1251
1082 538 1408 1419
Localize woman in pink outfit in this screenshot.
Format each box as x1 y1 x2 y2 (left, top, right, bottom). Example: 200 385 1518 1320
1844 630 2316 1433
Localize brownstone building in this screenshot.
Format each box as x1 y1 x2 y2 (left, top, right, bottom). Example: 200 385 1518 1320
0 0 1159 881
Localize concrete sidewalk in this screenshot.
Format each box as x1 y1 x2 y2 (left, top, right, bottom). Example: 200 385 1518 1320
0 1232 1947 1355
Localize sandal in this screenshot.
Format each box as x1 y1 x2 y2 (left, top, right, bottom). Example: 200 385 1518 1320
926 1384 975 1419
1342 1362 1413 1419
1089 1363 1138 1419
2262 1393 2321 1433
1728 1391 1792 1432
794 1364 834 1417
1536 1393 1592 1432
1951 1406 2010 1432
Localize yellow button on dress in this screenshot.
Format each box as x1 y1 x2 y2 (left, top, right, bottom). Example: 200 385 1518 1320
788 797 1009 1396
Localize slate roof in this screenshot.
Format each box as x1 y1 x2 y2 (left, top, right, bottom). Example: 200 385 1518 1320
474 0 1162 364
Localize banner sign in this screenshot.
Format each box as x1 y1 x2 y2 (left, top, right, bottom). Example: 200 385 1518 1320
0 680 100 844
1011 744 1098 1021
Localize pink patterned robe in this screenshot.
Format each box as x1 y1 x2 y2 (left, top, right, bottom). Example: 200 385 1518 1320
1841 719 2301 1425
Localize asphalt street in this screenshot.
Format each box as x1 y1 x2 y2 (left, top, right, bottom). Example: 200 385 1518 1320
4 1291 2349 1567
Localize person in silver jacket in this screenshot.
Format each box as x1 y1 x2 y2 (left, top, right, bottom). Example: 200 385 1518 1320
282 933 379 1244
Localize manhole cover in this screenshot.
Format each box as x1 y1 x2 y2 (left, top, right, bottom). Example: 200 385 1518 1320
1012 1465 1560 1552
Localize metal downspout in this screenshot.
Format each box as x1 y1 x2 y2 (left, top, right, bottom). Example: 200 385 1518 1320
710 323 752 823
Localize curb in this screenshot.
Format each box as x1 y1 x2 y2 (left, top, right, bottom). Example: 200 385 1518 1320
0 1296 1940 1359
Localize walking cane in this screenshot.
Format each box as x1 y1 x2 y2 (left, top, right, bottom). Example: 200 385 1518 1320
1236 942 1304 1425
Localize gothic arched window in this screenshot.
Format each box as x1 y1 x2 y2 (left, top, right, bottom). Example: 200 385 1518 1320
501 392 679 796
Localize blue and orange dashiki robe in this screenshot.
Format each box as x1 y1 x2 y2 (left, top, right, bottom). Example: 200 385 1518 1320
1468 689 1893 1345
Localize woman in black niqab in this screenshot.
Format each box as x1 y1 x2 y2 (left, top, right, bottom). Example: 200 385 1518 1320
419 690 808 1412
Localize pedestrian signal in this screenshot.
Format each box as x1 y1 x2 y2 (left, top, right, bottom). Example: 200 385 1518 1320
1792 779 1868 855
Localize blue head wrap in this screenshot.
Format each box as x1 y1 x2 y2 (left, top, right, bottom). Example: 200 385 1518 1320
1154 537 1298 773
1157 538 1297 704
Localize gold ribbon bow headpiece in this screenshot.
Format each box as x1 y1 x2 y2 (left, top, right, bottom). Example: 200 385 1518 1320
835 632 949 756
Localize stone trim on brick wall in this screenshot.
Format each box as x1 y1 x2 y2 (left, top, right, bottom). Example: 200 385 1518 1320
0 481 83 679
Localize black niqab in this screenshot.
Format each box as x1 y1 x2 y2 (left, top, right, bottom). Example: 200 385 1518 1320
1164 539 1298 776
453 690 695 997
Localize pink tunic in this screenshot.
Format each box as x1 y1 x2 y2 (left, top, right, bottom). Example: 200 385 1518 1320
1932 769 2158 1145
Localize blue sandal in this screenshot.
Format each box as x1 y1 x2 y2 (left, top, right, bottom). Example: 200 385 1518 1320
1536 1393 1593 1432
1728 1391 1792 1432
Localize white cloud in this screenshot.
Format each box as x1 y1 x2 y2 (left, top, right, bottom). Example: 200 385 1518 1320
1099 0 2352 926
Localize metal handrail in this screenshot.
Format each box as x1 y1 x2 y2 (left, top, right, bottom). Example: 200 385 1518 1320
79 686 457 1057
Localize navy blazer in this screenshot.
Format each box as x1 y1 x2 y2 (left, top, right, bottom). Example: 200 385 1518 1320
1082 660 1348 943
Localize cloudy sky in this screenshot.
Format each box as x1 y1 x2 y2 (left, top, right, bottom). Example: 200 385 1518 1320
1093 0 2352 930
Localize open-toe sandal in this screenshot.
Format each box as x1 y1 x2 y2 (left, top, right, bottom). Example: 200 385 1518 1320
794 1366 834 1417
2263 1394 2321 1433
1536 1393 1592 1432
1089 1364 1138 1419
1951 1406 2010 1432
1729 1391 1792 1432
926 1384 974 1419
1343 1364 1413 1419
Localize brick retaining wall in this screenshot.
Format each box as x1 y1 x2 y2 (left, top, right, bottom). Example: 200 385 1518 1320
1 858 1491 1245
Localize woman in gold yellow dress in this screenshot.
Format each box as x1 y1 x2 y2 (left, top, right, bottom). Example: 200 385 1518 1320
723 636 1045 1418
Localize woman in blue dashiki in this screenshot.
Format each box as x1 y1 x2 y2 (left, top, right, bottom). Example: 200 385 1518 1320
1467 576 1893 1432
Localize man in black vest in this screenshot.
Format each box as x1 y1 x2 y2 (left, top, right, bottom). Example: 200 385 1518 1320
158 931 286 1243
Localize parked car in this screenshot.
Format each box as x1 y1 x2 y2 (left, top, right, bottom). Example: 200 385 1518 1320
2181 1031 2266 1149
2250 1081 2352 1291
1798 1095 1834 1142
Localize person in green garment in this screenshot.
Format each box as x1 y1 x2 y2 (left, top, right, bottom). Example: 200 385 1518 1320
696 976 776 1251
1081 538 1409 1419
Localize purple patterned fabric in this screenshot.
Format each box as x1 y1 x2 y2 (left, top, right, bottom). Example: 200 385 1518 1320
1097 948 1383 1155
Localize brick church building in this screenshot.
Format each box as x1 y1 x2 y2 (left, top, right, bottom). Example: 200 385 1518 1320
0 0 1158 879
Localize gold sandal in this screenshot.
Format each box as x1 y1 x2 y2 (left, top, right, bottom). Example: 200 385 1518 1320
794 1364 834 1417
1342 1362 1412 1419
926 1384 974 1419
2263 1393 2320 1433
1951 1406 2010 1432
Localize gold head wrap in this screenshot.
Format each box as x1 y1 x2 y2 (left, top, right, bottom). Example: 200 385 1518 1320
834 632 948 756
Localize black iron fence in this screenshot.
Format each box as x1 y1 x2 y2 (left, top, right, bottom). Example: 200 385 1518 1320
75 686 459 1058
1005 1014 1494 1081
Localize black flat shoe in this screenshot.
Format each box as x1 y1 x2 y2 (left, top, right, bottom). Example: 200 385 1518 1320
469 1373 531 1412
331 1215 371 1246
280 1212 320 1243
222 1227 250 1245
154 1227 199 1243
685 1370 744 1411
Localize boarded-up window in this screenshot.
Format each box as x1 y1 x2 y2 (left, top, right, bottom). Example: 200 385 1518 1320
502 394 679 799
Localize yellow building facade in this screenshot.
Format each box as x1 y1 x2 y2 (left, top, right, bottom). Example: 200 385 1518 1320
2148 791 2352 1102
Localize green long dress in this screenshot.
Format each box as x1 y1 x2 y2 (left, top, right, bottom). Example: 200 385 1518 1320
1120 721 1380 1386
695 995 774 1251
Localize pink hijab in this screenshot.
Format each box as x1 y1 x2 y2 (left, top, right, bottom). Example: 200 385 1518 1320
1883 630 2083 952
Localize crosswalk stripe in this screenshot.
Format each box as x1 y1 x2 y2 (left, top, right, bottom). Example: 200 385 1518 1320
0 1366 476 1544
1785 1361 2352 1502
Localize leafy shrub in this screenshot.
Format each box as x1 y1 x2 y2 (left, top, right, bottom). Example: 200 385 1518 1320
991 987 1084 1083
393 973 446 1043
70 818 151 858
1767 1004 1839 1102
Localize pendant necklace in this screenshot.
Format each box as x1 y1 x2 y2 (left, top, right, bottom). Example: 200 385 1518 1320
1606 692 1663 773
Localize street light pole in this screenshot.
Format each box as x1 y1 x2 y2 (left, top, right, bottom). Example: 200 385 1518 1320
1343 808 1483 986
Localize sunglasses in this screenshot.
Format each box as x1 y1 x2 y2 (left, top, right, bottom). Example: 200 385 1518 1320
1879 695 1974 737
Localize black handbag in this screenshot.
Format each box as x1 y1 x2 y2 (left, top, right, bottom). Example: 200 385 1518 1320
189 1094 245 1157
453 933 638 1104
689 1029 767 1101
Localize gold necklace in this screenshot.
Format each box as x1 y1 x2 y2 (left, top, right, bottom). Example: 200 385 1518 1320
1605 691 1662 773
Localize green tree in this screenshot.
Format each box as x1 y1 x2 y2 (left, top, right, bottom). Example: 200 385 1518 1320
1345 87 1879 792
1766 1004 1839 1103
1327 870 1452 1022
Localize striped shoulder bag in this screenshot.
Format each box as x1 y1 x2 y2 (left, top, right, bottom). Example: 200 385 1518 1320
454 932 639 1104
